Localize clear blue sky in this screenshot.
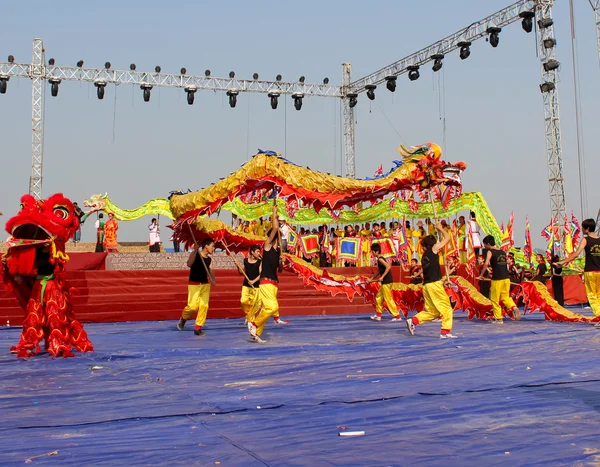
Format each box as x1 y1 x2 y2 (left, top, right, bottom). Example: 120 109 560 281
0 0 598 248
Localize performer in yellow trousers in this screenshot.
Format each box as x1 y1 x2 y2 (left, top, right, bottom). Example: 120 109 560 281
479 235 521 323
368 243 403 322
406 222 457 338
177 238 215 336
559 218 600 326
248 204 284 343
238 245 261 322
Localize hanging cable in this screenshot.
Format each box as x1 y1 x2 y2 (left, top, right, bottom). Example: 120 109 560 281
246 94 251 161
373 100 407 145
112 84 118 144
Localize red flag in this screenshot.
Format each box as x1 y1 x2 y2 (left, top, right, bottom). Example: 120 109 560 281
524 216 532 265
373 164 383 177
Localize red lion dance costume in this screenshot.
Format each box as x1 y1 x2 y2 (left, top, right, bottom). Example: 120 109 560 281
1 194 94 358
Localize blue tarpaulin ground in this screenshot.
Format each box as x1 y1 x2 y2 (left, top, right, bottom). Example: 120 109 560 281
1 313 600 466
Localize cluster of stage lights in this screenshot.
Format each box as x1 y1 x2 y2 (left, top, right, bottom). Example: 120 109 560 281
0 57 331 111
351 11 559 108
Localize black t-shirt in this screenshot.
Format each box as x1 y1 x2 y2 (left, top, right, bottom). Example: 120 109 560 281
584 236 600 272
260 247 280 282
378 258 393 285
489 249 509 280
422 248 442 284
410 265 422 284
189 252 211 284
536 263 547 277
243 258 261 288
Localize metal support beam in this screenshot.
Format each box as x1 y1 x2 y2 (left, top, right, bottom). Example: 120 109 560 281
341 63 355 178
535 0 566 252
29 38 44 200
589 0 600 69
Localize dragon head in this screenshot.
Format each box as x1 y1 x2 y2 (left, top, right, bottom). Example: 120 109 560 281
398 142 466 189
5 194 79 245
83 193 107 212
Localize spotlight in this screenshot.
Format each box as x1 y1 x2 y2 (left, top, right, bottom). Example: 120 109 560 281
431 54 444 72
229 71 235 79
227 89 239 108
543 60 560 72
7 55 14 63
538 17 554 29
385 76 397 92
155 66 161 73
130 63 136 71
0 75 9 94
205 70 211 77
77 60 84 68
407 65 420 81
365 84 376 101
253 73 259 80
487 27 501 48
458 41 471 60
180 67 187 75
539 82 555 93
185 85 197 105
94 80 107 99
48 58 55 66
141 84 153 102
347 93 358 109
323 77 329 84
49 77 61 97
105 62 111 70
299 76 305 83
293 93 303 111
543 38 557 49
268 91 280 109
276 74 282 81
520 11 535 33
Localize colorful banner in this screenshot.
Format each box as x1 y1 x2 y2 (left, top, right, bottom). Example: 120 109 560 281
370 238 397 259
336 237 362 264
300 234 320 258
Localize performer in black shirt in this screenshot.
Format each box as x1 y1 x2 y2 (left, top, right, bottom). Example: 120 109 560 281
550 255 564 306
368 243 402 322
238 245 262 322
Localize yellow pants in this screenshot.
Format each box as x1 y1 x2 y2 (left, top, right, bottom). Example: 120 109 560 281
181 284 211 327
413 280 453 332
490 278 516 320
241 286 259 318
584 271 600 317
375 283 399 317
252 283 279 336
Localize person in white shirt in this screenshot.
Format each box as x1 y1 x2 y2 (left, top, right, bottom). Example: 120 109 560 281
148 218 161 253
278 218 290 252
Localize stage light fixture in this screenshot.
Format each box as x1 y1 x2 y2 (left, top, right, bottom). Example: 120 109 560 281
347 93 358 108
0 75 9 94
205 70 211 77
268 91 280 109
8 55 14 63
104 62 111 70
431 54 444 72
227 89 239 108
276 74 282 81
365 84 376 101
130 63 136 71
229 71 235 79
538 17 554 29
141 84 153 102
458 41 471 60
539 82 555 93
180 67 186 75
94 80 107 99
520 11 535 33
487 27 501 48
155 66 161 73
299 76 305 83
323 77 329 84
185 85 197 105
253 73 259 80
407 65 420 81
77 60 84 68
543 38 557 49
48 58 55 66
385 76 397 92
543 60 560 72
292 93 303 111
49 77 61 97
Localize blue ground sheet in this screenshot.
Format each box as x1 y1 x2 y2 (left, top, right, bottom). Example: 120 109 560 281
1 313 600 466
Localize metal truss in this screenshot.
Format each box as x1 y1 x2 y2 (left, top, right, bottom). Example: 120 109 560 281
588 1 600 68
29 39 44 199
341 63 355 178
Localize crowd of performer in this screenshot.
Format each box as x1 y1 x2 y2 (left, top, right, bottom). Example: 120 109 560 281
178 208 600 343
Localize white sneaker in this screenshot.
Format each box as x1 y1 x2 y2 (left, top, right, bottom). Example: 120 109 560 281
249 335 267 344
440 333 458 339
406 319 415 335
432 318 442 323
370 315 382 321
274 318 289 325
492 319 504 324
390 316 403 323
247 322 257 337
594 321 600 328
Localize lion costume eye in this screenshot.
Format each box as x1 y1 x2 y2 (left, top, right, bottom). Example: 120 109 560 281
53 206 69 220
